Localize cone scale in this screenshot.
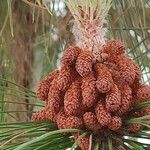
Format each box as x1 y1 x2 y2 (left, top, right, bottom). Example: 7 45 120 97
32 0 150 149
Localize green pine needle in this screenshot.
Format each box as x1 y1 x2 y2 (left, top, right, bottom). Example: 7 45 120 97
14 129 81 150
108 137 113 150
132 101 150 112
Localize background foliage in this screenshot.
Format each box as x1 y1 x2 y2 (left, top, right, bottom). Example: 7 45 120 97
0 0 150 149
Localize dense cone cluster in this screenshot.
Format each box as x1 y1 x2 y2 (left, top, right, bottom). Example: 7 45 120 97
32 41 150 150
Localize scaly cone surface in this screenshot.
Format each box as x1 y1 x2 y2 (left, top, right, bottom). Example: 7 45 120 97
32 43 150 149
32 0 150 149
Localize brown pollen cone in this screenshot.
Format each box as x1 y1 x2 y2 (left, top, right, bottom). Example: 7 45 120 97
117 56 136 85
65 116 83 129
131 97 143 107
55 65 73 92
95 102 111 126
83 112 101 131
106 84 121 112
45 85 63 122
48 85 62 113
64 79 82 116
75 51 93 77
128 124 144 133
73 133 90 150
82 73 98 108
79 137 89 150
47 97 61 115
61 45 81 66
56 109 67 129
108 116 122 131
117 84 132 115
48 81 62 99
33 37 150 148
136 85 150 100
36 70 59 101
101 40 125 62
117 97 131 116
132 62 141 81
45 106 57 122
94 63 113 93
31 109 46 121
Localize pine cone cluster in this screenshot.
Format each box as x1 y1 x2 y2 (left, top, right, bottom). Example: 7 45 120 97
32 40 150 150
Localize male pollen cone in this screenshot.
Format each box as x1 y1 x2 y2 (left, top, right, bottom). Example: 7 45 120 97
45 106 58 122
55 65 73 92
48 82 61 99
132 62 141 81
65 116 83 129
36 70 59 101
56 109 67 129
75 51 93 77
136 85 150 100
101 40 126 62
94 63 113 93
33 38 150 146
116 83 132 99
46 84 63 122
95 102 111 126
72 133 90 150
106 84 121 112
108 116 122 131
47 97 61 115
61 45 81 66
82 74 98 108
131 97 143 108
47 85 62 113
117 56 136 85
83 112 101 131
31 110 46 121
128 124 144 133
117 84 132 115
79 137 90 150
117 97 131 116
64 80 82 116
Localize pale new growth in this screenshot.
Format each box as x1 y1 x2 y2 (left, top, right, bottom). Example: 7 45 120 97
66 0 112 61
